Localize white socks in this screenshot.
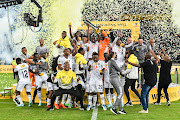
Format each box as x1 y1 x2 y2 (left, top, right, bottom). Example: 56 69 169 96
100 94 105 105
61 94 67 104
66 95 71 104
93 95 97 106
88 95 93 106
47 98 51 106
37 90 42 104
16 95 23 104
28 95 32 103
106 93 112 105
55 96 60 104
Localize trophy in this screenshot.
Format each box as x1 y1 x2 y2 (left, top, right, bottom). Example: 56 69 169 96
84 20 101 33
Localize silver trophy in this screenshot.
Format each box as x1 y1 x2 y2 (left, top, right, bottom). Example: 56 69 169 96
84 20 101 33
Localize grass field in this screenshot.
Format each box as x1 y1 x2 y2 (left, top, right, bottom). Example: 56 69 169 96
0 73 180 120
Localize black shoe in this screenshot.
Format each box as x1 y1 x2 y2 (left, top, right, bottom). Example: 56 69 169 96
46 107 54 111
110 108 118 115
118 110 127 114
125 102 133 106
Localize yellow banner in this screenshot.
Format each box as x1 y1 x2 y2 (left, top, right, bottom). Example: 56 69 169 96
0 65 13 73
12 84 180 105
12 85 47 103
78 21 140 41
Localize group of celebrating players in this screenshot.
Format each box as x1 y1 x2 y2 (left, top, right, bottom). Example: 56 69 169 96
13 23 172 115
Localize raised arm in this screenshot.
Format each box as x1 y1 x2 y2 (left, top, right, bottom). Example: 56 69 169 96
69 23 74 39
149 49 160 63
126 59 141 67
110 30 115 42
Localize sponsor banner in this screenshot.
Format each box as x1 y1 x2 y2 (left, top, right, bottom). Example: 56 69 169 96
0 65 13 73
78 21 140 41
12 85 47 103
12 84 180 105
2 65 179 74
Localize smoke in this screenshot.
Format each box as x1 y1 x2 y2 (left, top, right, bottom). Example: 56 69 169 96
0 0 84 64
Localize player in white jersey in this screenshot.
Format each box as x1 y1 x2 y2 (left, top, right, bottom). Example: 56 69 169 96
13 58 32 107
58 49 74 70
86 52 107 111
87 36 99 60
29 53 48 106
80 36 89 60
103 53 116 108
112 38 126 67
57 49 74 109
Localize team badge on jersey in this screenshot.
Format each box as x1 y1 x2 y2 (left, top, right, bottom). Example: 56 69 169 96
20 65 25 68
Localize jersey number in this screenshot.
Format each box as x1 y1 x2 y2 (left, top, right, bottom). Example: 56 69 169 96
22 70 28 78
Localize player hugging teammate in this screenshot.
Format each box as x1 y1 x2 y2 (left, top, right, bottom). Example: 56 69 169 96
13 22 172 115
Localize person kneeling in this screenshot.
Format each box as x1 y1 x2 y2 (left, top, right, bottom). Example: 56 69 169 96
47 62 85 111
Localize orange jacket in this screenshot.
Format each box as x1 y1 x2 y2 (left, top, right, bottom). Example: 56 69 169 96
99 31 109 60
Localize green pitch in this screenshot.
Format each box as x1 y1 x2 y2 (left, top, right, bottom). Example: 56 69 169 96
0 73 180 120
0 99 180 120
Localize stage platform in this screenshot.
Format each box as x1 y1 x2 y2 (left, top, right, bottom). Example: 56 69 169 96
11 83 180 105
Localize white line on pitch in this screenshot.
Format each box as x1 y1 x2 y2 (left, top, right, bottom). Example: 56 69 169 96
91 107 98 120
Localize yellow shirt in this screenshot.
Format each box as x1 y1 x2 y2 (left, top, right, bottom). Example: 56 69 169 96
56 36 71 48
75 53 87 65
127 54 139 69
56 69 76 89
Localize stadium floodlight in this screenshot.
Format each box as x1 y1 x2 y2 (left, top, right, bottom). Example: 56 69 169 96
0 0 24 8
0 0 43 27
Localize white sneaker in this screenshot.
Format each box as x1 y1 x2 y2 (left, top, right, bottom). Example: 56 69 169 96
153 102 161 105
166 101 171 106
87 105 91 111
102 104 107 111
38 103 42 106
138 109 148 113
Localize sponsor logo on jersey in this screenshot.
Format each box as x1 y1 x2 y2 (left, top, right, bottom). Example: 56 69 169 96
20 65 25 68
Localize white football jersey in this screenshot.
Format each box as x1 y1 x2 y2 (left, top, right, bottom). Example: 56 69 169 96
14 63 30 83
112 45 125 61
88 41 99 59
57 55 74 69
88 60 104 80
80 41 88 60
112 45 126 67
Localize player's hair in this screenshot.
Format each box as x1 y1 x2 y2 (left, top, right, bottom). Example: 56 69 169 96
145 52 152 59
62 31 66 33
64 61 69 65
22 47 26 50
33 52 39 57
104 53 108 57
92 52 98 56
68 48 71 52
129 50 134 54
16 58 21 63
63 48 69 52
78 48 84 53
13 58 15 60
108 52 115 60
